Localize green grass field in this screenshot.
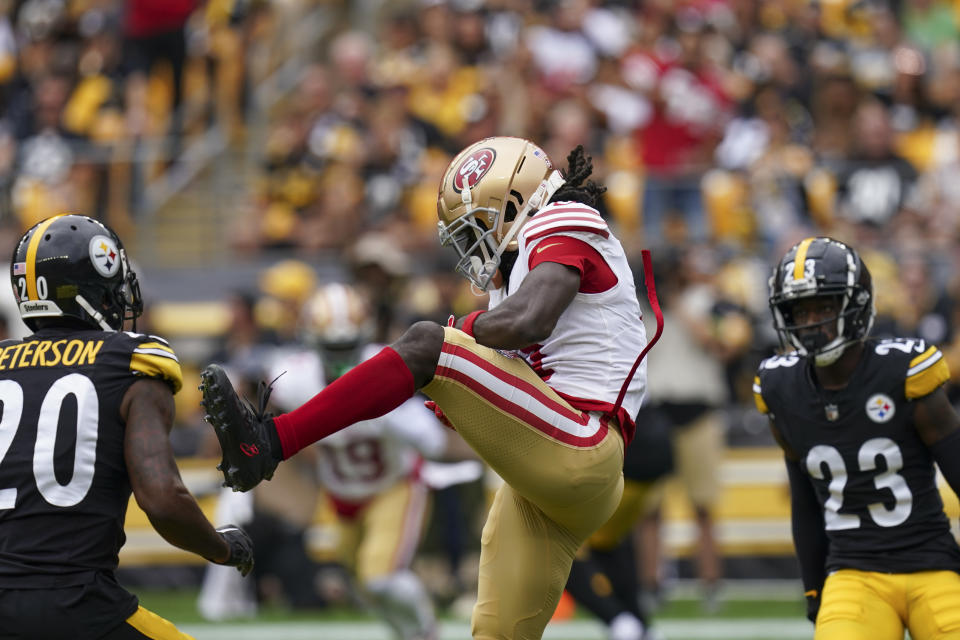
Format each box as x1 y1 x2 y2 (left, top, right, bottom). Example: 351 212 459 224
138 583 816 640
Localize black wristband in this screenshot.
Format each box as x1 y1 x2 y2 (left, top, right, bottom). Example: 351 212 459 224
930 428 960 497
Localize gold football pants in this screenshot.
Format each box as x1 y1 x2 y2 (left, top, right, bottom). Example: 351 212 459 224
424 328 625 639
334 478 431 583
817 568 960 640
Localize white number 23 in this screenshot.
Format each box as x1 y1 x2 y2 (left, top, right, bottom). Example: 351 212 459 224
806 438 913 530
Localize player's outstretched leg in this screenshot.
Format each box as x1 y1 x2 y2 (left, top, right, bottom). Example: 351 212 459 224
200 326 440 492
200 364 280 492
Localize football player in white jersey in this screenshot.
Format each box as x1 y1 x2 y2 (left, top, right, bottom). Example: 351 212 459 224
269 283 445 640
202 137 656 640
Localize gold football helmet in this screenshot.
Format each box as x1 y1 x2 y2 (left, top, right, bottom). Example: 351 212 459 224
437 136 566 290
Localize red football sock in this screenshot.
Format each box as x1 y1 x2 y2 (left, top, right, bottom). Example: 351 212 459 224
272 347 415 459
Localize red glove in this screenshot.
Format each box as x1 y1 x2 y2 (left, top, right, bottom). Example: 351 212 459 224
425 400 455 430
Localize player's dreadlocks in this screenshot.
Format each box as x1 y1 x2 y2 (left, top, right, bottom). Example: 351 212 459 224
549 145 607 208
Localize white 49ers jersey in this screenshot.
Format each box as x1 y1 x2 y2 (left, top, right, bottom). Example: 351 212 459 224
268 344 448 502
489 201 648 427
316 395 447 502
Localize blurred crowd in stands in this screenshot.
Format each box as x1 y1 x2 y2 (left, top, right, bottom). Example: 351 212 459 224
0 0 286 247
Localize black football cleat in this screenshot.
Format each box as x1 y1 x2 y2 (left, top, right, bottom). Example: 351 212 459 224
200 364 279 492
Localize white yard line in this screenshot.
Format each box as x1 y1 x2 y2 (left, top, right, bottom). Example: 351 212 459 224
182 618 814 640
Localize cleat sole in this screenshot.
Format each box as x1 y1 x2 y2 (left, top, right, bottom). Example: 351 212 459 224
200 363 274 493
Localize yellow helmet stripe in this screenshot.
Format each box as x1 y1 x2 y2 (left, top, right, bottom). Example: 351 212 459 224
793 237 815 281
24 215 65 300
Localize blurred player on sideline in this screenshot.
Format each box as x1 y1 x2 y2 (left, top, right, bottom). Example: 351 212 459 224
565 405 673 640
272 283 451 640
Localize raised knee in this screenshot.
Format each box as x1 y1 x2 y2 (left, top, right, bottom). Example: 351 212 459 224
406 320 444 343
392 321 444 388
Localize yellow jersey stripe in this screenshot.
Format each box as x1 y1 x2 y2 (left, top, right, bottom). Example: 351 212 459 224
908 346 940 376
905 350 949 400
134 347 180 361
793 237 815 281
137 341 176 355
753 376 769 414
131 352 184 394
134 343 179 363
126 606 195 639
24 215 65 300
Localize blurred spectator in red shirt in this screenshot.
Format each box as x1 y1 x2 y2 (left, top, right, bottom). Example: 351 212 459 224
122 0 196 159
622 5 732 245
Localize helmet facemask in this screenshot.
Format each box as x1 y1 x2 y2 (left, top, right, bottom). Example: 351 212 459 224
772 291 871 366
118 250 144 329
438 207 500 290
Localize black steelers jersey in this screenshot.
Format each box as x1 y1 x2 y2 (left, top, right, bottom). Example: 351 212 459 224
754 337 960 575
0 327 182 588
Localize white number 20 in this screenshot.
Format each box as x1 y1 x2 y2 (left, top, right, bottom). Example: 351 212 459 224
0 374 99 509
806 437 913 530
16 276 48 300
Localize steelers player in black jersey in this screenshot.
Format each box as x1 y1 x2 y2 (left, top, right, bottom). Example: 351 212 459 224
754 237 960 640
0 215 254 640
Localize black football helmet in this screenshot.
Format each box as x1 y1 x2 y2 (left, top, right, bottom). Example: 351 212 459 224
10 214 143 331
769 236 875 366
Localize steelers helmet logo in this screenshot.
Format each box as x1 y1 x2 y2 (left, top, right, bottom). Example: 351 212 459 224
866 393 895 423
89 235 121 277
452 148 496 193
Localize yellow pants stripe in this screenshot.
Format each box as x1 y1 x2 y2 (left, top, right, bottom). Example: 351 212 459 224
126 606 195 640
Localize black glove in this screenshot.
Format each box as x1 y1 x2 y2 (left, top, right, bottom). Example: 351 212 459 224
805 590 821 623
214 524 254 577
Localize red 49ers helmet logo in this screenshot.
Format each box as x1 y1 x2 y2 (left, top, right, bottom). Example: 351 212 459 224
452 148 496 193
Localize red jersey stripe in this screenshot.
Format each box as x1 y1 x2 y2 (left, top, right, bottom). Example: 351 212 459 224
532 206 605 219
525 225 610 241
524 214 608 234
527 235 618 293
